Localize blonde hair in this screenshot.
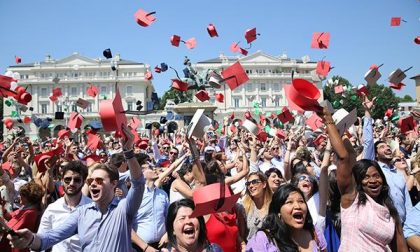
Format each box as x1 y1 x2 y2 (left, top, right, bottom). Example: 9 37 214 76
242 171 272 215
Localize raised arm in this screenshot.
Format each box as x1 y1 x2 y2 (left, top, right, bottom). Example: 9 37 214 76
318 139 331 218
187 137 206 187
361 94 376 160
225 143 249 185
154 152 189 188
320 107 357 208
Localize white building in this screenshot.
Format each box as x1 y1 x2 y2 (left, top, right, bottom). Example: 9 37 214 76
193 51 323 121
3 52 155 139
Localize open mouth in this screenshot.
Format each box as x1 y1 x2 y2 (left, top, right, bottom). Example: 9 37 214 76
292 212 305 224
368 184 381 194
91 188 100 198
183 226 195 237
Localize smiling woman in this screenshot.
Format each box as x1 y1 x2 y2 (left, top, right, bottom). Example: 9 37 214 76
165 199 222 252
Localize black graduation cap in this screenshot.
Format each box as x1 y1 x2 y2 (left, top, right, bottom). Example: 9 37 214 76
160 116 168 124
145 123 152 130
103 48 113 59
161 63 168 72
55 112 64 120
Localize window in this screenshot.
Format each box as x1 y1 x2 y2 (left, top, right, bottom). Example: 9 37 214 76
260 83 266 91
71 87 78 96
126 86 133 96
71 105 77 112
233 98 240 108
261 98 266 108
274 97 280 107
87 104 92 112
100 86 107 96
246 83 253 92
273 83 280 92
56 104 62 112
127 102 133 111
40 88 48 97
41 104 48 114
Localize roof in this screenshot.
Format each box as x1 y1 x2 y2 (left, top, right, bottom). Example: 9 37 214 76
410 74 420 80
197 56 238 64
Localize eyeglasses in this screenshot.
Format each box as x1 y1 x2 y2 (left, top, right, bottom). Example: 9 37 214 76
86 177 104 186
63 177 82 184
298 175 310 182
245 179 262 187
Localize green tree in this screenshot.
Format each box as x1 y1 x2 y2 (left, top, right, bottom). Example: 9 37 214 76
323 75 399 119
398 95 414 102
158 88 194 110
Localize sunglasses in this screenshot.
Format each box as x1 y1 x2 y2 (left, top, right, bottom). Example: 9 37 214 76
170 151 178 155
86 177 104 186
271 147 279 150
245 179 262 187
298 175 310 182
63 177 82 184
393 158 404 164
162 146 170 150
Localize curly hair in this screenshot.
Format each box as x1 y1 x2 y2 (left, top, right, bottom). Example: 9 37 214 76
19 181 44 206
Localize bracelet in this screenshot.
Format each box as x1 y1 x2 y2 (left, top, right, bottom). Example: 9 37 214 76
325 121 335 125
123 149 135 160
144 244 149 251
27 233 35 248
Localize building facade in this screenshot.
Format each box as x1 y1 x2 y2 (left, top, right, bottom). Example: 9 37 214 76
192 51 323 122
3 53 155 139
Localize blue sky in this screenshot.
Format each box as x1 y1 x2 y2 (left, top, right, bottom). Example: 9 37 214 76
0 0 419 98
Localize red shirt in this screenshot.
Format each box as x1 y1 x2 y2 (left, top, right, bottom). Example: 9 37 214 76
206 211 239 252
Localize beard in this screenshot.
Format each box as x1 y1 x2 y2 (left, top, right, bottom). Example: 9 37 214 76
64 185 83 196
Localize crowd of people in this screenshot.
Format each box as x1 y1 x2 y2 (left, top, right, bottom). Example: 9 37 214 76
0 94 419 252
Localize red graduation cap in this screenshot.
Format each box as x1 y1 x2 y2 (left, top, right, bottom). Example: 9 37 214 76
230 42 240 53
171 35 181 47
87 84 99 98
134 9 156 27
138 139 149 150
34 153 51 173
128 117 141 130
215 93 224 103
185 37 197 49
276 129 286 139
284 79 322 112
84 154 102 166
190 183 241 218
277 107 294 124
245 111 252 120
57 129 70 139
171 79 188 92
15 56 22 64
334 85 344 94
398 116 416 134
390 17 401 26
230 112 235 120
195 90 210 102
86 133 101 153
68 112 83 130
52 87 62 97
23 116 31 124
4 118 14 130
154 66 162 73
99 85 127 133
49 95 58 103
415 36 420 45
257 131 268 142
316 61 331 77
144 71 153 80
239 48 248 56
245 27 257 44
314 134 327 146
221 61 249 90
389 82 405 90
76 98 90 109
2 161 14 176
311 32 330 49
305 113 324 131
385 108 393 118
207 24 218 37
356 85 369 96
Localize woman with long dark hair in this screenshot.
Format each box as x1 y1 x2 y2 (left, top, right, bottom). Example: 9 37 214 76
246 184 327 252
164 199 222 252
319 106 408 251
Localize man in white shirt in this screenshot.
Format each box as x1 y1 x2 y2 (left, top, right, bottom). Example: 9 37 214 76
37 161 92 252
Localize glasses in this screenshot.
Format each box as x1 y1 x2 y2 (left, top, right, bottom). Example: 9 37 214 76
298 175 310 182
271 147 279 150
63 177 82 184
245 179 262 187
162 146 170 150
86 177 104 186
393 158 404 164
170 151 178 155
100 154 107 157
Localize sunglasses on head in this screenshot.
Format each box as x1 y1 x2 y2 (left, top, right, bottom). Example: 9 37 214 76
63 177 82 184
245 179 261 187
86 177 104 186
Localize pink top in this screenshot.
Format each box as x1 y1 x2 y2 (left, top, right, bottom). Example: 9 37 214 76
339 193 395 252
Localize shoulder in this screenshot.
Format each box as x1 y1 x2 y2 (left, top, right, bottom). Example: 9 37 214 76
246 230 272 250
